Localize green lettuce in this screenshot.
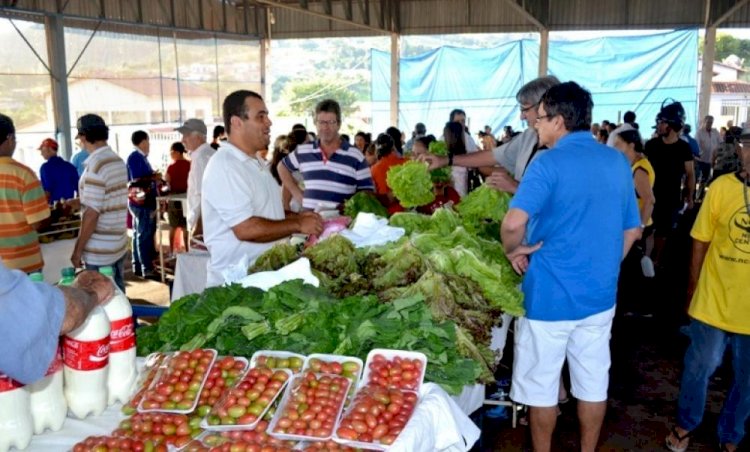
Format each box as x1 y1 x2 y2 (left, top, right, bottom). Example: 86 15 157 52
387 161 435 208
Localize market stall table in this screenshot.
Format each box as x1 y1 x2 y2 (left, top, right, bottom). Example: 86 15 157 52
25 367 481 451
171 248 209 301
40 237 77 284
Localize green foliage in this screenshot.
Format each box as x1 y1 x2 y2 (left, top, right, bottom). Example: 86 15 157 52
279 78 360 118
136 280 483 395
249 243 300 273
344 192 389 219
387 161 435 208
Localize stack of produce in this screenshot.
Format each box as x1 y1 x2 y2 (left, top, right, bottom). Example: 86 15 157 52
138 196 522 395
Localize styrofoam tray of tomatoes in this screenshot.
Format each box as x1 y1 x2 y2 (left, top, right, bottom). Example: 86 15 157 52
201 367 292 431
111 411 200 450
302 354 363 399
332 385 419 450
137 348 218 413
268 371 352 442
360 349 426 392
123 352 167 415
250 350 306 373
295 439 379 451
178 420 297 452
193 356 250 418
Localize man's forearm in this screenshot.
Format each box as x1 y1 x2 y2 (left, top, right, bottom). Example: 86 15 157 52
232 216 301 243
622 227 642 260
454 150 499 169
688 239 710 296
74 209 99 254
58 286 98 335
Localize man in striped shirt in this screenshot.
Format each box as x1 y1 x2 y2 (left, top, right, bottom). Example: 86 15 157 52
278 99 374 211
0 114 51 273
70 114 129 291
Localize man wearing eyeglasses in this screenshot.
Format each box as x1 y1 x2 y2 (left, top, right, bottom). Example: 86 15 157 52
277 99 374 212
422 76 560 196
501 82 641 452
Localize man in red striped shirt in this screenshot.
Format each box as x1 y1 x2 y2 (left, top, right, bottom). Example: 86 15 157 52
0 114 51 273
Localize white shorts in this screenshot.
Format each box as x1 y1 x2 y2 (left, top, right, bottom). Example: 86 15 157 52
509 306 615 407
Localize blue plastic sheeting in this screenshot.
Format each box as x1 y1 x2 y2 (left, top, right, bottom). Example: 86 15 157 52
371 29 697 141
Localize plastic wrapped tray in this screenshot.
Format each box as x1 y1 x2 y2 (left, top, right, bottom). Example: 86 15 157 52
360 349 427 392
200 367 292 431
137 349 217 414
250 350 306 373
268 372 351 442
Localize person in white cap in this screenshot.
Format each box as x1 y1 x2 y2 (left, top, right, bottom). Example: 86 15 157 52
175 118 216 239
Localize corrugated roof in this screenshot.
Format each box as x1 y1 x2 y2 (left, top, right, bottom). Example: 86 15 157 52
3 0 750 39
68 78 213 97
713 81 750 93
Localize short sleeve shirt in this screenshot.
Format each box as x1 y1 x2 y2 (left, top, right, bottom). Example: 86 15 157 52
78 146 128 266
0 157 51 272
166 160 191 194
282 141 374 210
510 132 641 321
371 153 406 195
0 262 65 384
688 173 750 334
202 142 286 287
40 156 80 203
644 137 693 207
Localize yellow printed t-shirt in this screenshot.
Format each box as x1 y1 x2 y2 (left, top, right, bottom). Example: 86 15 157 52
688 173 750 334
0 157 51 272
632 158 655 226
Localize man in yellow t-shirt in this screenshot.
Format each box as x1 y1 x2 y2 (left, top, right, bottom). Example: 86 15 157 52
666 130 750 452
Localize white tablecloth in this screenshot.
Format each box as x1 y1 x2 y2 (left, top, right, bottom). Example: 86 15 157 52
26 380 481 452
40 238 77 284
171 249 209 301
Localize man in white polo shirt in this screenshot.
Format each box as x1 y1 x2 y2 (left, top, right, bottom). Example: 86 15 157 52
202 90 323 287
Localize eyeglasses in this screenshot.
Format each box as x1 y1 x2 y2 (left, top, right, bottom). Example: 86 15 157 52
520 104 537 113
316 119 339 127
536 115 553 123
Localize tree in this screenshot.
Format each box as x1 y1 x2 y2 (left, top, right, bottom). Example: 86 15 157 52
712 34 750 68
278 78 360 118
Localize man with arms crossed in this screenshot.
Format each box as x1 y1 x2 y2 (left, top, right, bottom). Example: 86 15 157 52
501 81 641 452
202 91 323 287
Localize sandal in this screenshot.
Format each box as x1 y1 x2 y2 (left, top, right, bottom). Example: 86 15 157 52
665 426 692 452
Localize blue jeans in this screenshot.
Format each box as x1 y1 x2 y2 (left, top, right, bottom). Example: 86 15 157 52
129 204 157 274
677 319 750 445
85 255 126 293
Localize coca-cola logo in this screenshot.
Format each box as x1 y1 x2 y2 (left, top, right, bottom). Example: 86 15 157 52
111 323 134 340
93 343 110 359
109 318 136 353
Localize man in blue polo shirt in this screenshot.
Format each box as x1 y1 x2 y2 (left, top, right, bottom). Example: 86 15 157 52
277 99 374 211
501 82 641 452
38 138 79 203
126 130 158 279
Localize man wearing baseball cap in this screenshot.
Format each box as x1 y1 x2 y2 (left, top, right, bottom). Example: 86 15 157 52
38 138 79 204
175 118 216 239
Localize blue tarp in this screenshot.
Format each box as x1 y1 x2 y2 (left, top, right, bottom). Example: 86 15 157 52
371 29 698 140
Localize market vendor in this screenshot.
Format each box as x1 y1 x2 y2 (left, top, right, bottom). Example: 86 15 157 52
0 263 113 384
370 133 406 215
277 98 375 212
202 90 323 287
